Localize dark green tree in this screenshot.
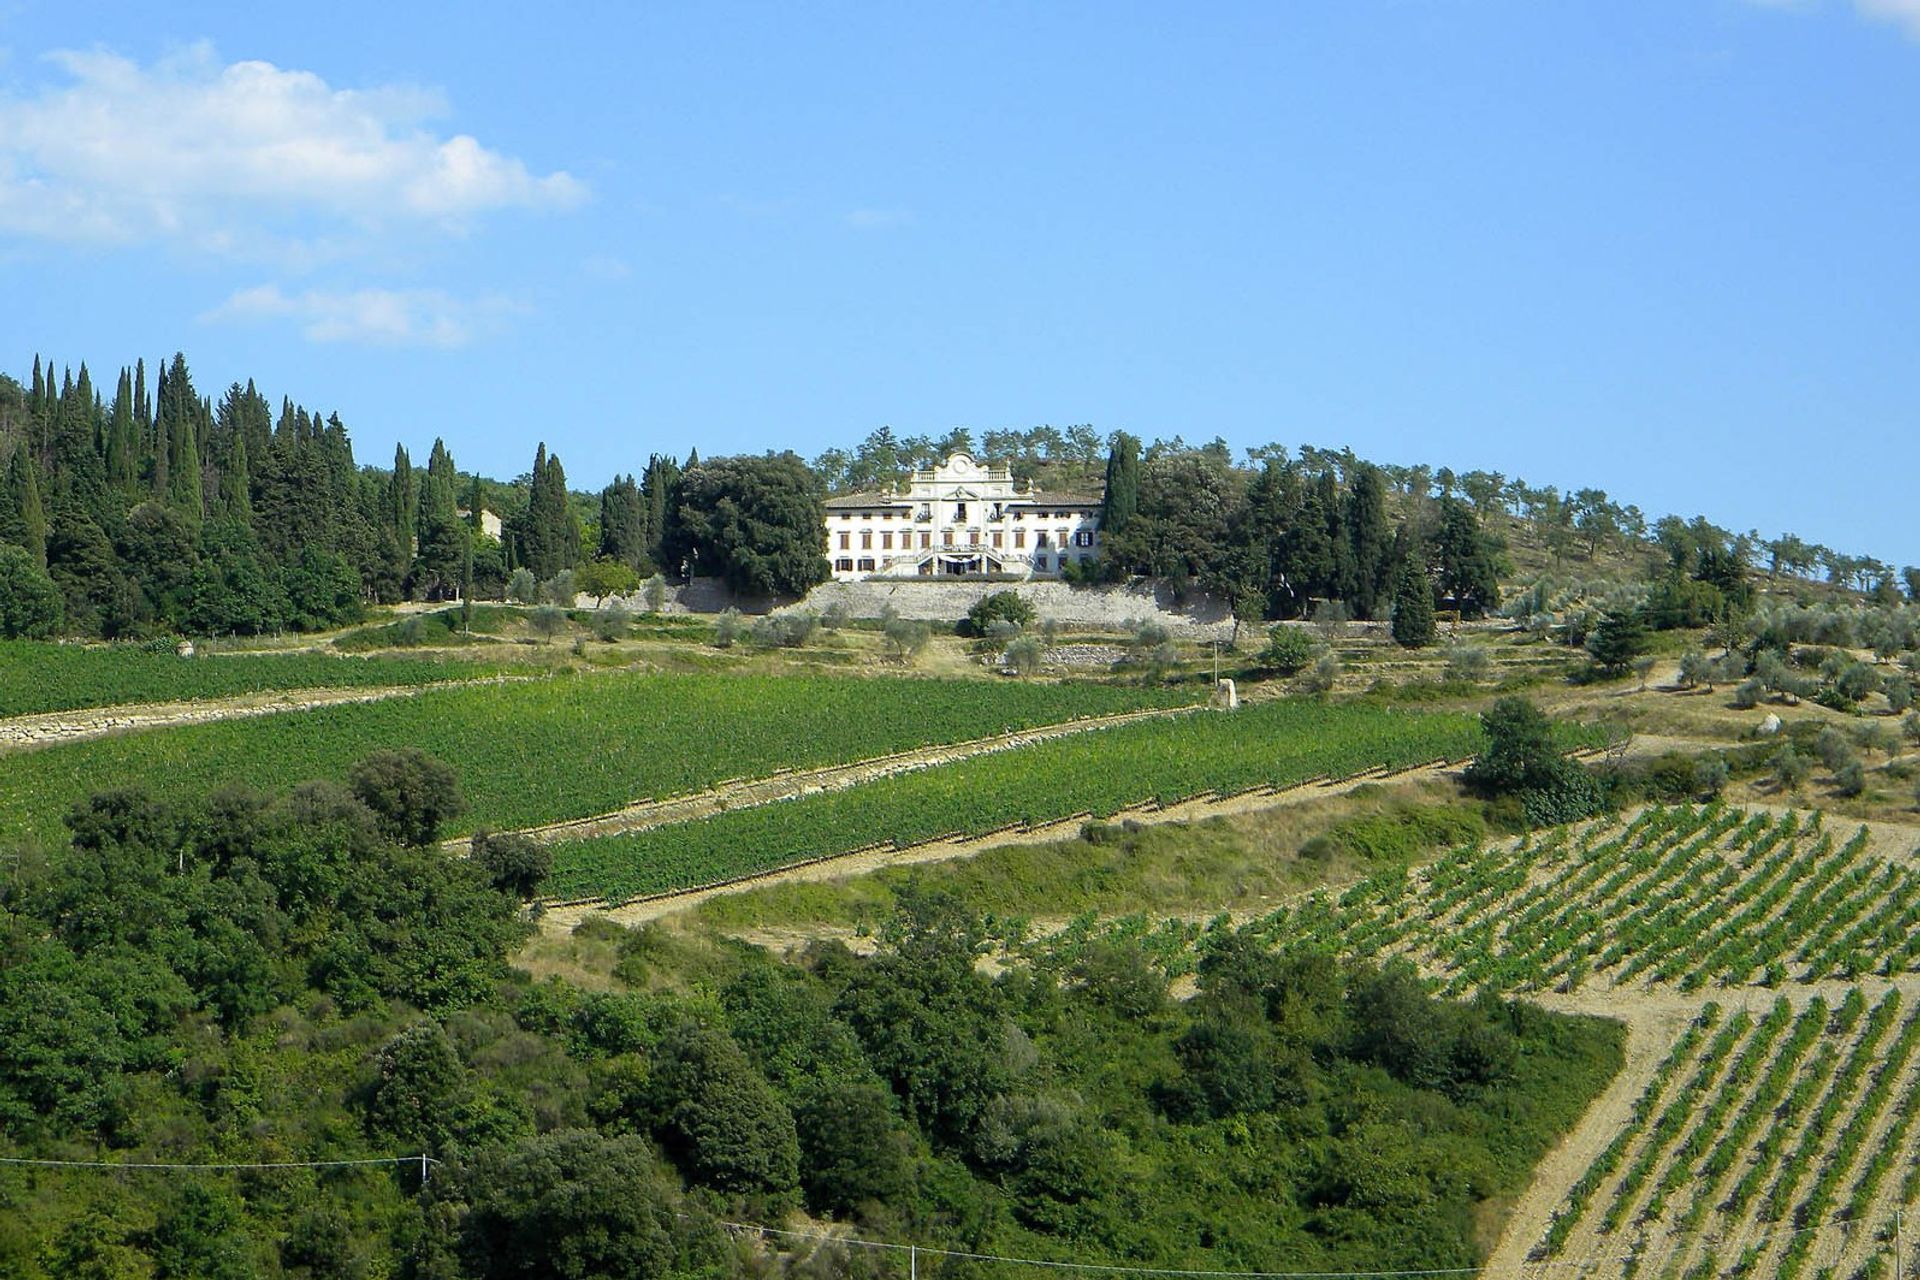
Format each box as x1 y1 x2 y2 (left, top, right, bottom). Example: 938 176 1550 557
672 453 829 596
348 749 466 847
1391 549 1436 648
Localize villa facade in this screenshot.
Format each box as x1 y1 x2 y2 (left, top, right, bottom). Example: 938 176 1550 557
823 453 1102 580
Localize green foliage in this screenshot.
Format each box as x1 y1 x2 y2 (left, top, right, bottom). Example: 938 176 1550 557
471 829 552 900
647 1020 801 1198
672 453 829 596
1586 609 1650 673
1465 696 1600 826
966 589 1037 636
1261 624 1316 673
548 701 1496 900
0 672 1193 846
349 748 467 847
453 1130 711 1280
0 542 64 638
1391 553 1436 648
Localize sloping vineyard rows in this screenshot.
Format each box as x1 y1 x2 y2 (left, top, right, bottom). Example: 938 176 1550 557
1526 989 1920 1280
0 642 514 718
1239 805 1920 997
542 700 1489 901
0 671 1198 843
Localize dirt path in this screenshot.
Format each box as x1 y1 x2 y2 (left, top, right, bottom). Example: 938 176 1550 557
535 756 1467 931
452 703 1212 852
0 676 531 753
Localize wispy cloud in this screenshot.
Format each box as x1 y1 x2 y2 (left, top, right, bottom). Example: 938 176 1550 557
0 42 586 255
204 283 520 348
1856 0 1920 38
845 208 913 230
1742 0 1920 38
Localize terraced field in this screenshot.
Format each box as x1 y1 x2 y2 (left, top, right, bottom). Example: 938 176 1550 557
544 700 1490 900
1056 804 1920 1280
0 671 1195 844
0 641 515 718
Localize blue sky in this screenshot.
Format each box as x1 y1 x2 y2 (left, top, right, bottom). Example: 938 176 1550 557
2 1 1918 566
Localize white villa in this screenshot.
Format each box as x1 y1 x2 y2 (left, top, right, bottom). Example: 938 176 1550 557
824 453 1103 580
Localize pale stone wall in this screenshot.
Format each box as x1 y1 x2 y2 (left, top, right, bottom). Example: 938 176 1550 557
782 579 1235 636
608 576 1234 635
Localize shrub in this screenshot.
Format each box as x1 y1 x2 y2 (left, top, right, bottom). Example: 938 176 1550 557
1263 625 1317 674
1443 643 1492 684
883 616 932 663
506 568 538 605
966 591 1035 637
472 829 552 900
1835 759 1867 798
0 544 63 639
1299 651 1342 694
713 607 742 648
349 749 467 847
1731 678 1765 709
593 603 631 642
1004 635 1045 677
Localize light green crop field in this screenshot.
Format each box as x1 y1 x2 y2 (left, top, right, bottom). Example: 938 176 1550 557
545 699 1490 901
0 642 517 719
0 670 1195 845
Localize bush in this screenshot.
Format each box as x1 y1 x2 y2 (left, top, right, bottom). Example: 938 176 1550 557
1299 651 1342 694
1731 678 1765 709
506 568 537 605
1465 696 1600 826
349 749 467 847
592 602 631 642
966 591 1035 637
750 612 819 648
1443 643 1492 684
472 829 552 900
883 615 932 663
1263 626 1317 674
1835 758 1867 798
713 607 742 648
0 544 63 639
529 605 567 644
1004 635 1045 676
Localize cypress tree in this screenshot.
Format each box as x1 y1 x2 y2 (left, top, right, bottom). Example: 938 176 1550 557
598 474 646 569
1391 547 1436 648
1100 432 1141 534
2 441 49 567
169 412 204 519
1345 463 1392 620
414 439 465 599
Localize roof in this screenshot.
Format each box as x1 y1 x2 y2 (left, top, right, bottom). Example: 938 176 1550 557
823 490 902 510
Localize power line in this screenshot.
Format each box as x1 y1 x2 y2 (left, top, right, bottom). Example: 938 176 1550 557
0 1154 439 1173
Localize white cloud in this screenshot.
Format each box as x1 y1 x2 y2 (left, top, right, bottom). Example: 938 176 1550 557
1855 0 1920 37
204 283 518 348
845 208 913 230
0 43 585 252
1742 0 1920 37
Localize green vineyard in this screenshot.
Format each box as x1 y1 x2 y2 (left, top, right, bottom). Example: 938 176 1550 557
0 670 1195 843
1236 805 1920 995
0 641 514 718
544 700 1488 901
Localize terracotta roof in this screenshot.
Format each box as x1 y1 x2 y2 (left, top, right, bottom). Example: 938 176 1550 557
823 490 903 510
